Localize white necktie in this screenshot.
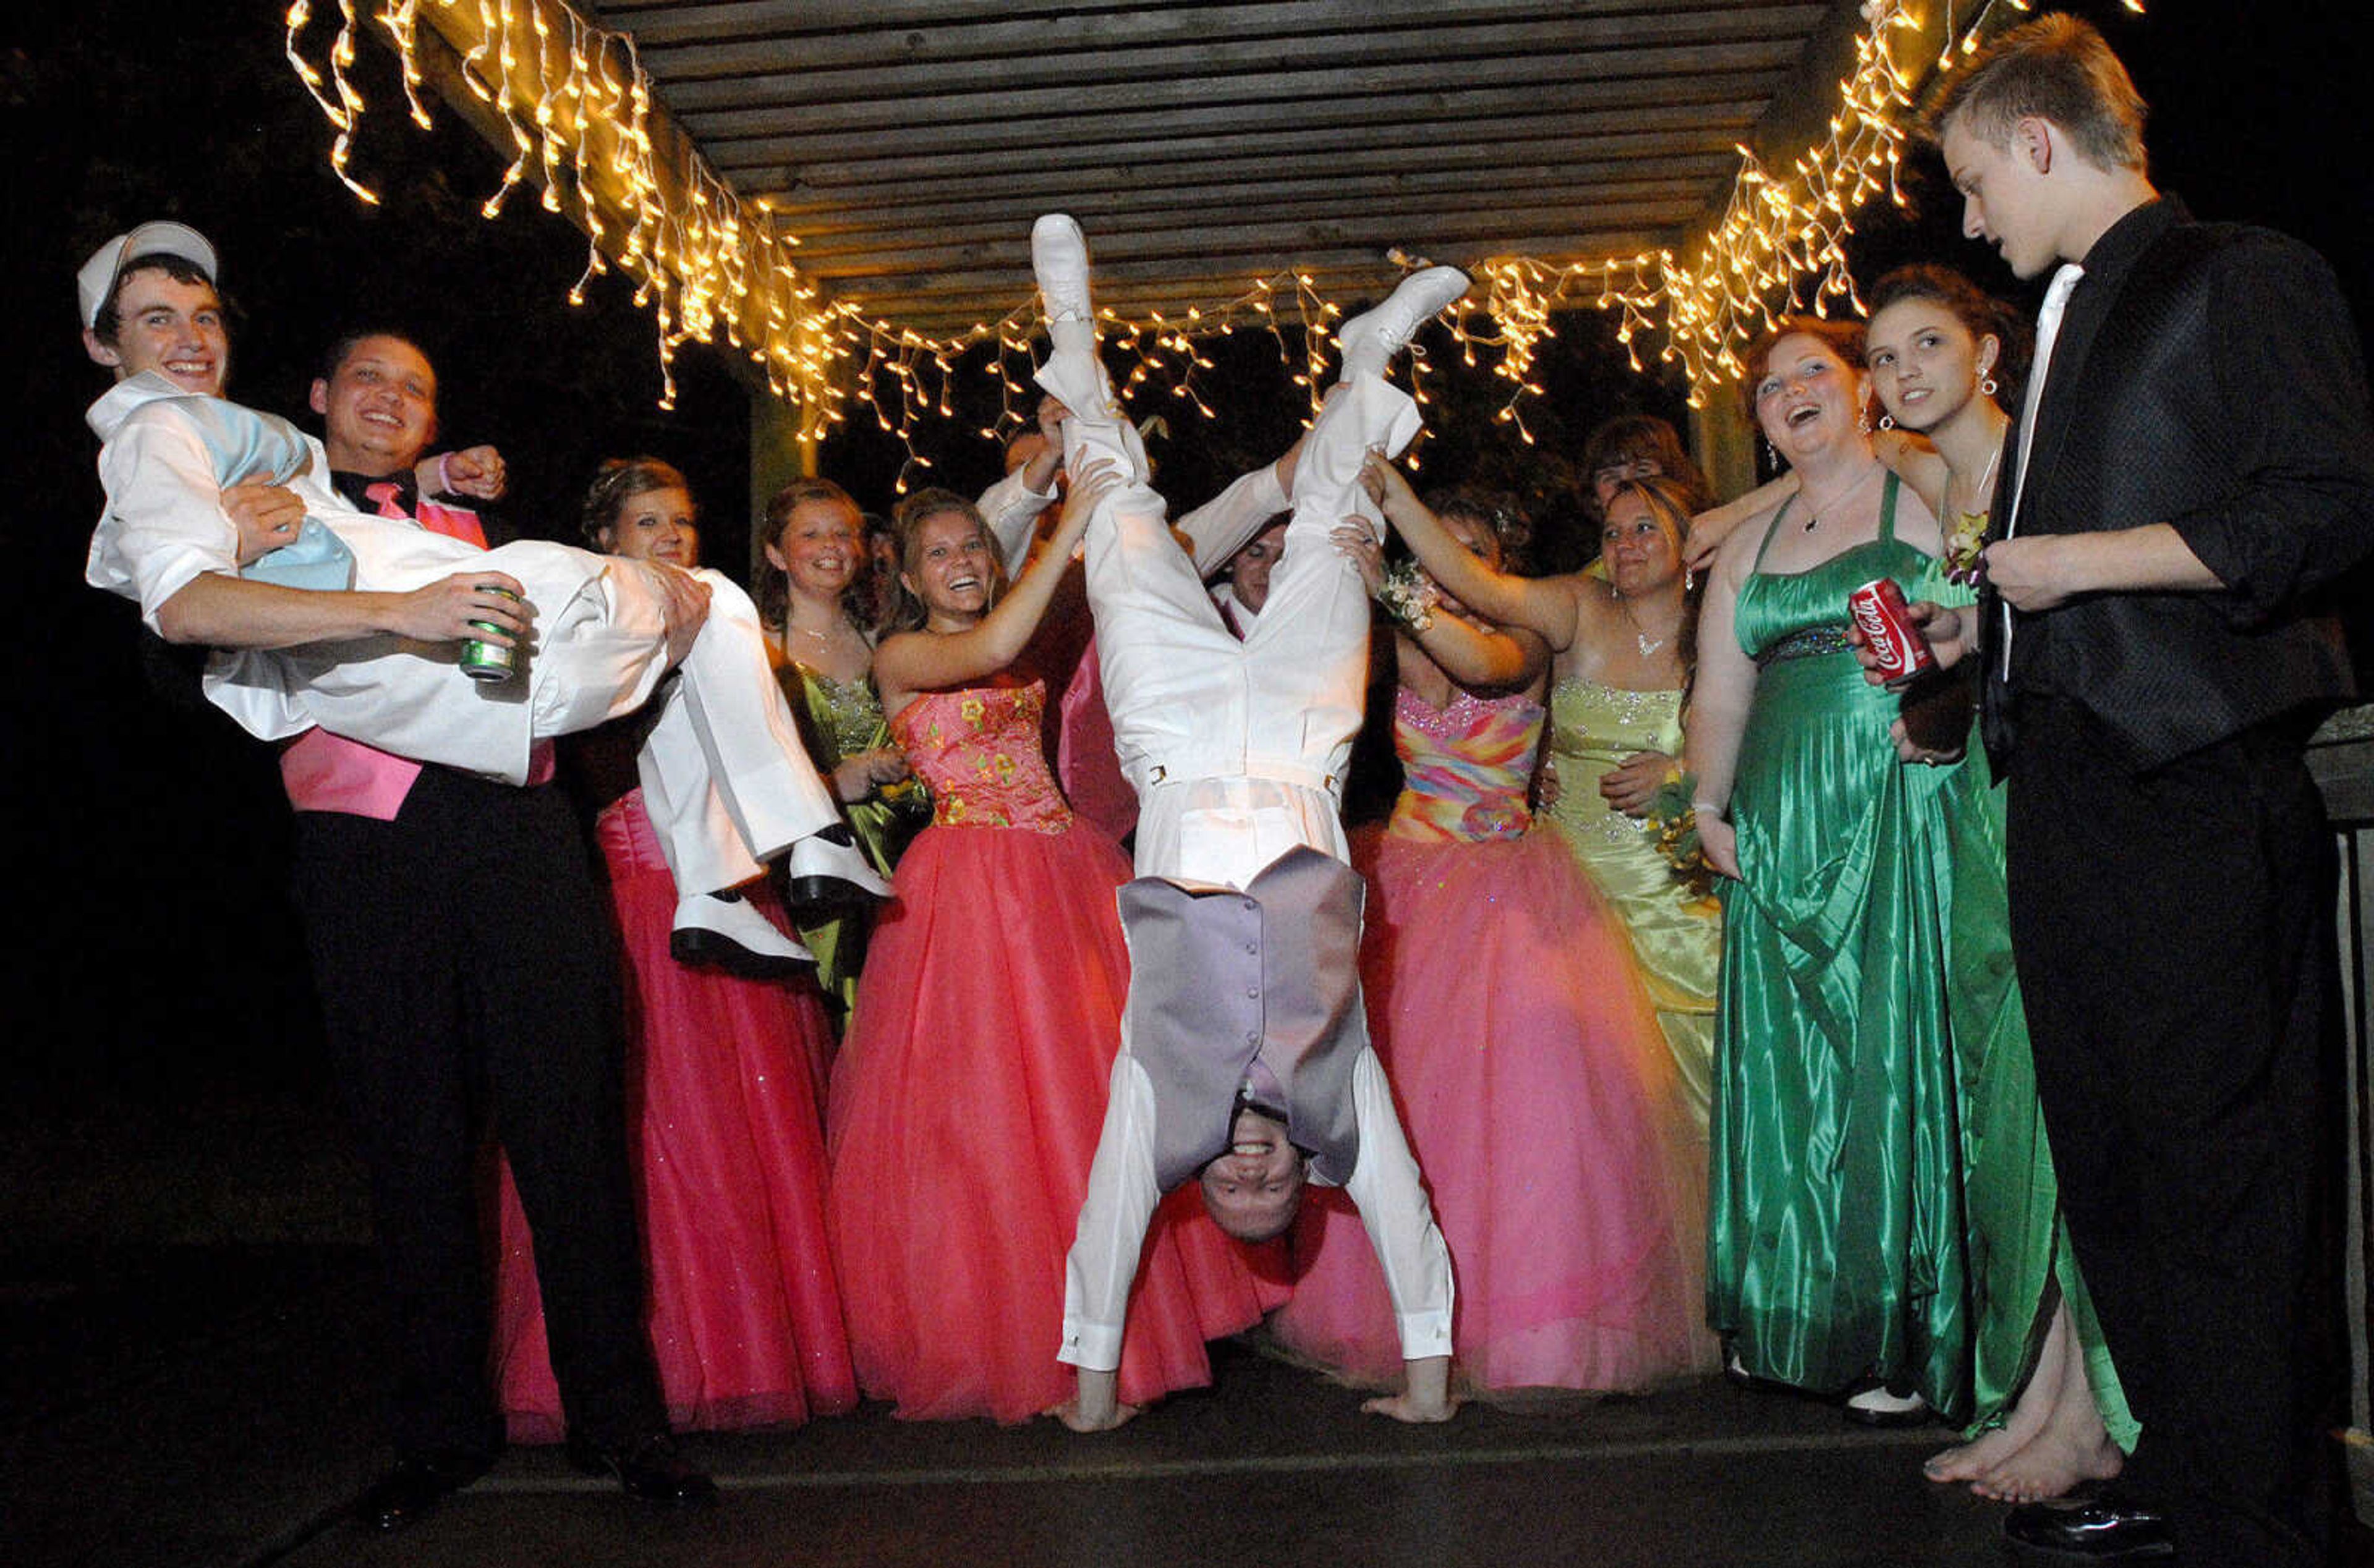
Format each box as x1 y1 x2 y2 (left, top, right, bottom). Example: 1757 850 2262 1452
1999 261 2085 676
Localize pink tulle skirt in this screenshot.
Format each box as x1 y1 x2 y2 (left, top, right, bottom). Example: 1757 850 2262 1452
827 819 1283 1422
493 791 856 1439
1271 825 1715 1396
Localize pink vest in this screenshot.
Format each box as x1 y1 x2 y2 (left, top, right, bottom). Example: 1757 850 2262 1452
279 491 552 818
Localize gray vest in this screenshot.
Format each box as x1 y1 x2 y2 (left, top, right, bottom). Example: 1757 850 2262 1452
1118 845 1367 1192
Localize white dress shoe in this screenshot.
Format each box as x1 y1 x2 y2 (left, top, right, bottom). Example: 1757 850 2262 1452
785 831 893 912
1336 265 1471 381
1031 212 1094 323
670 890 815 978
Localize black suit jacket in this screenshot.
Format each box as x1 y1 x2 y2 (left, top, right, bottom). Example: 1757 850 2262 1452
1979 198 2374 773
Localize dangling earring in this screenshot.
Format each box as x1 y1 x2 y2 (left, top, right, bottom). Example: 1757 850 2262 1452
1761 436 1777 470
1684 567 1696 593
1877 413 1895 431
1857 409 1871 435
1979 373 1999 397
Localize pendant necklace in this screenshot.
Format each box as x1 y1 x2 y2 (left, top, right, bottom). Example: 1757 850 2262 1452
1796 461 1881 533
1620 600 1674 659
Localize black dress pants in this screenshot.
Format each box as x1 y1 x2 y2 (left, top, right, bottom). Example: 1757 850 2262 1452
2006 697 2341 1567
294 766 664 1458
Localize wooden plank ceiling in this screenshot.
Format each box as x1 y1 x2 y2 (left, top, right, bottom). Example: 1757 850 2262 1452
589 0 1860 336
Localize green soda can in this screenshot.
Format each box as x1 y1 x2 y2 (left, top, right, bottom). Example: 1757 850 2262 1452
460 587 522 682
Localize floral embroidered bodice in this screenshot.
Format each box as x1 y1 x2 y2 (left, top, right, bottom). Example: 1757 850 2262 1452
1386 684 1545 844
889 680 1072 834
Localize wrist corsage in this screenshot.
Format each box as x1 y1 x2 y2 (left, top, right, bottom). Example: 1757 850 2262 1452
1376 557 1439 634
1642 768 1716 898
1941 508 1988 587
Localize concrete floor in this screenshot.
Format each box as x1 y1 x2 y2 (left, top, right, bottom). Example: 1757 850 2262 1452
5 1237 2017 1568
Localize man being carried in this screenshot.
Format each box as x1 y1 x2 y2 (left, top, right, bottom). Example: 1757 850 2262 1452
80 224 884 974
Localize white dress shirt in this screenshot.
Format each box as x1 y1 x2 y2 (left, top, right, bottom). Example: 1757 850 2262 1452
84 378 840 879
1049 360 1453 1372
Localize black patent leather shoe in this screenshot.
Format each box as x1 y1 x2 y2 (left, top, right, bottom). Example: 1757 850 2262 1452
2002 1491 2175 1560
354 1450 495 1532
564 1431 718 1506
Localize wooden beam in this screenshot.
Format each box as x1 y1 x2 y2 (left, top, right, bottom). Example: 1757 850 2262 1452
735 122 1748 192
643 9 1827 95
749 150 1737 215
602 0 1798 49
707 100 1768 174
814 230 1676 308
827 258 1663 328
762 172 1719 245
676 49 1797 140
781 199 1696 273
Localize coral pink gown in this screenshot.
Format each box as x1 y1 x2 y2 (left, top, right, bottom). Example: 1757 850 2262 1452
827 680 1281 1421
1271 686 1714 1396
491 789 856 1439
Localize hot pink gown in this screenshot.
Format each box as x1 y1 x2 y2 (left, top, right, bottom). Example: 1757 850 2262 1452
1271 686 1714 1396
827 680 1280 1422
491 789 856 1439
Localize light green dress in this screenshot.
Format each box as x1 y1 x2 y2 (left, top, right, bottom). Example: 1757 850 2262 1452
780 664 929 1014
1709 476 2134 1443
1543 677 1721 1135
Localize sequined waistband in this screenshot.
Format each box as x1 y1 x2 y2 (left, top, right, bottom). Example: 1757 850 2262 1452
1754 624 1852 668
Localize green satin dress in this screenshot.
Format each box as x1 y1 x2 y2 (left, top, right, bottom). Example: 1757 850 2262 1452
1709 475 2134 1444
781 664 929 1014
1544 677 1721 1136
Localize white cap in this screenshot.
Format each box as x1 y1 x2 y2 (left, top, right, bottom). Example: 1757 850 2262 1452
78 222 219 331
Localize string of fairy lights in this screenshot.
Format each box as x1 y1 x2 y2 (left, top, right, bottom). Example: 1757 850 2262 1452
282 0 2117 475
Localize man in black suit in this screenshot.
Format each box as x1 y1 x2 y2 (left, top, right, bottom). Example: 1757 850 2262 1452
1914 15 2374 1562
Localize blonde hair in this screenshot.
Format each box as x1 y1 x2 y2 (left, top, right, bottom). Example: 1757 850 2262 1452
1925 12 2148 174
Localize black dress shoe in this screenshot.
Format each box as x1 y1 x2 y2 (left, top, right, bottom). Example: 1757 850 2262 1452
355 1451 495 1532
668 923 816 979
785 872 877 913
564 1431 718 1506
2003 1491 2175 1560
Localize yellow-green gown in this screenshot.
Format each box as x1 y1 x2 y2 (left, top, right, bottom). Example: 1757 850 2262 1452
1543 677 1721 1137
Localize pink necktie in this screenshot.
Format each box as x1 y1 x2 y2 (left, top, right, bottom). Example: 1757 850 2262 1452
362 481 409 520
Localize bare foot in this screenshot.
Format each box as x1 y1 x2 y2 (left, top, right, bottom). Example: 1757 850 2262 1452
1972 1324 2122 1503
1971 1425 2122 1503
1360 1390 1463 1424
1933 1296 2071 1485
1049 1367 1142 1433
1047 1395 1143 1433
1923 1424 2030 1485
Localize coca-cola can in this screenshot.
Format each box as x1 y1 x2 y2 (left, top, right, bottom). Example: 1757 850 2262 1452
1848 577 1935 682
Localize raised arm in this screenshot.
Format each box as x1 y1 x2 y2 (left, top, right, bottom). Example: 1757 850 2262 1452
877 462 1118 699
1361 452 1583 650
1332 521 1547 692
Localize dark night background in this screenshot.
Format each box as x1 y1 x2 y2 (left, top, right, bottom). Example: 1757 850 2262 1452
4 0 2368 1106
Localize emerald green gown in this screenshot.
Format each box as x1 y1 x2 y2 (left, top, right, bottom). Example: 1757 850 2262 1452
1709 477 2135 1445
